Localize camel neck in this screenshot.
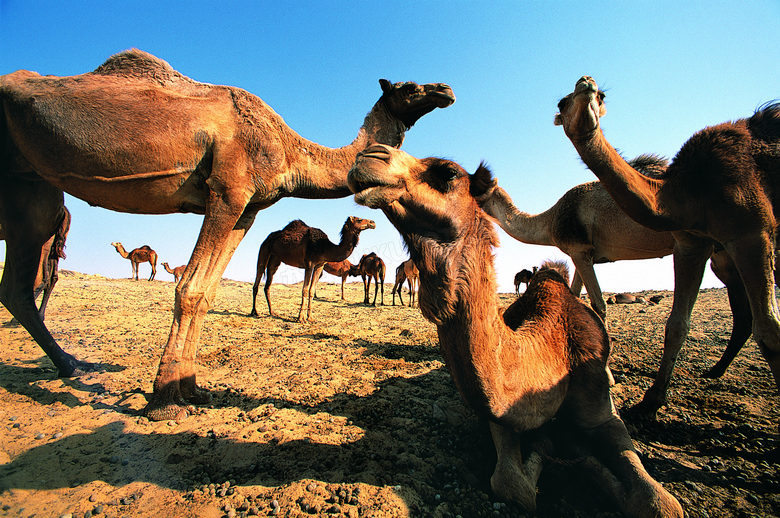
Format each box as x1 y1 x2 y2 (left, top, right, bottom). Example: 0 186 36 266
482 187 555 246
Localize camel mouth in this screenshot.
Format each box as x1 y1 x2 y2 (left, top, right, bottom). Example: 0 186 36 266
357 145 392 163
574 76 599 96
432 89 456 107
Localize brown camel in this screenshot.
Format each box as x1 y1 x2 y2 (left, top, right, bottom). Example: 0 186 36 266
555 76 780 416
0 49 453 420
319 259 359 300
348 144 682 517
161 262 186 283
111 242 158 281
250 216 375 322
0 207 70 321
482 157 672 318
513 267 536 294
391 258 419 307
356 252 385 305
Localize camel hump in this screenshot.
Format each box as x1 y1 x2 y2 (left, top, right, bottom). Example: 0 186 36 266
92 49 190 84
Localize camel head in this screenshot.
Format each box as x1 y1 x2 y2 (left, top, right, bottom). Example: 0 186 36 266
378 79 456 129
554 76 607 144
348 144 496 253
343 215 376 234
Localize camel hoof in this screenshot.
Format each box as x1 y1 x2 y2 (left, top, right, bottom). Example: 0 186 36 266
144 401 193 422
184 388 213 405
58 359 98 378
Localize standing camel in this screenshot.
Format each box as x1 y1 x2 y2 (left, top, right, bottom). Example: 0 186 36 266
161 262 186 283
348 144 682 517
319 259 359 301
357 252 385 305
0 206 70 321
250 216 375 322
391 258 419 307
111 242 158 281
0 49 455 421
513 267 536 294
481 156 672 319
555 76 780 415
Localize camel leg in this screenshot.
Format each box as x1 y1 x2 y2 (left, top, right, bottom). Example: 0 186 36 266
340 276 346 300
703 249 753 378
378 275 384 305
488 422 550 512
251 243 272 317
263 257 282 317
637 234 712 415
149 259 157 281
722 233 780 392
144 171 258 421
571 255 606 321
570 269 584 298
0 179 91 376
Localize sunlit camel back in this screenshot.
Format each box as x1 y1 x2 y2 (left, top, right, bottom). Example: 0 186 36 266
357 252 385 305
556 76 780 416
0 207 70 321
391 258 418 307
111 242 157 281
161 262 186 283
348 144 682 517
0 48 454 420
250 216 375 322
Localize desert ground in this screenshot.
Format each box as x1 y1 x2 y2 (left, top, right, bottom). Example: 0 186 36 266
0 266 778 518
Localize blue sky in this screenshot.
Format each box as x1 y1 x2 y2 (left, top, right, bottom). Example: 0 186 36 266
2 1 779 294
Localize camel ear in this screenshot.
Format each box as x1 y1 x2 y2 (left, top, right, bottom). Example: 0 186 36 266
379 79 393 93
470 162 497 201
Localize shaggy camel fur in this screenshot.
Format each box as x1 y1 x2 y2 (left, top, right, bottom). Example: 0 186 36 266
250 216 375 322
556 76 780 415
320 259 359 300
0 207 70 321
357 252 385 305
513 267 535 294
111 242 157 281
162 262 186 283
482 156 672 319
0 48 454 421
391 258 419 307
348 144 682 517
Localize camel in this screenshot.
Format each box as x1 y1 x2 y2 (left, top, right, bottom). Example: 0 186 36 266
0 49 455 421
513 267 536 294
347 144 683 517
250 216 375 322
161 262 186 283
0 207 70 321
111 242 158 281
356 252 385 305
319 259 359 300
391 258 419 307
555 75 780 416
481 156 673 319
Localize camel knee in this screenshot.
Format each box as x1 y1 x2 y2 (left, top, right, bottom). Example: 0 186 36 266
490 454 540 512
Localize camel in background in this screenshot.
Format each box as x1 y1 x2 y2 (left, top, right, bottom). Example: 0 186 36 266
161 262 186 283
513 267 536 294
555 75 780 415
348 143 682 517
357 252 385 305
391 258 418 307
111 242 157 281
0 49 453 420
319 259 359 300
0 207 70 321
250 217 375 322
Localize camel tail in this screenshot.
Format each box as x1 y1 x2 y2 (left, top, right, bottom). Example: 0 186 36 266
52 207 72 260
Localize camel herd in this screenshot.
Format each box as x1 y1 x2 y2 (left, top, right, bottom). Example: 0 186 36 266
2 50 779 517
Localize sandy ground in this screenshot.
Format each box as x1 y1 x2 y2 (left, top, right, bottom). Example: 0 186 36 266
0 268 778 518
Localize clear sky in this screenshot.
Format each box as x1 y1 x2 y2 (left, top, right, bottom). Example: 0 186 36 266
2 1 779 294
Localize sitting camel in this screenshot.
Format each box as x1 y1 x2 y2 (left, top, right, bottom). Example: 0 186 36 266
319 259 360 300
0 207 70 321
357 252 385 305
555 76 780 415
391 258 419 307
250 216 375 322
161 262 186 283
0 49 453 420
513 267 536 294
111 242 157 281
348 144 682 517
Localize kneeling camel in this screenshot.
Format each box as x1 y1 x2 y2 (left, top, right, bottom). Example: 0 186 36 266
348 143 682 517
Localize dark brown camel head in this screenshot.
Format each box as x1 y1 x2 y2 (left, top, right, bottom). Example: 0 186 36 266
554 76 606 144
379 79 455 129
342 215 376 237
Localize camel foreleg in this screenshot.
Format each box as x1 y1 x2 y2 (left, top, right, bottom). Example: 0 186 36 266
571 254 606 321
488 422 550 512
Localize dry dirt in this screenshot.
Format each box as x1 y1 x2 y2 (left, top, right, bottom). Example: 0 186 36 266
0 268 778 518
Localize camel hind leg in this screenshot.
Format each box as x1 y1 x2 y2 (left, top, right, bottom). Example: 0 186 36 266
0 177 91 376
250 239 274 317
